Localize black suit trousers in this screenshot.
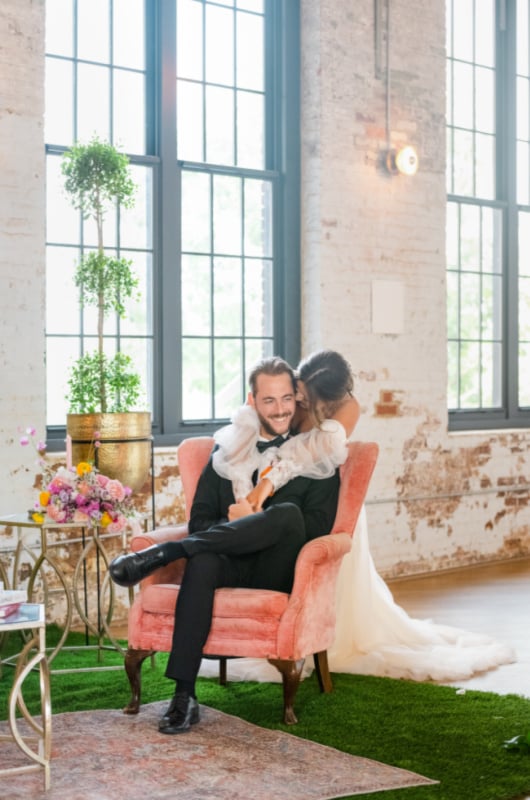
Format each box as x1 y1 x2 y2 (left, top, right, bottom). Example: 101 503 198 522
165 503 306 683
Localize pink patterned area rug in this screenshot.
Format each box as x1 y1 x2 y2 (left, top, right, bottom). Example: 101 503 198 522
0 701 437 799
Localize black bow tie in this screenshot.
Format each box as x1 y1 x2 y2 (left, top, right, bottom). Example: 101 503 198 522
256 435 287 453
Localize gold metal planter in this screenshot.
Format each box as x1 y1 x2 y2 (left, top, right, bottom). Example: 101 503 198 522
66 412 152 492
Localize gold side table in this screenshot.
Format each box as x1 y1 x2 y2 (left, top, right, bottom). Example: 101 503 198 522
0 603 51 791
0 514 144 672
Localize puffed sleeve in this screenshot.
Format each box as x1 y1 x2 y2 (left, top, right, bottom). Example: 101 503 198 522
265 419 348 491
212 404 261 498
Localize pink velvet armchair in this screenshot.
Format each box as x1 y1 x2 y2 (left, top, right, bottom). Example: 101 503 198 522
124 437 379 724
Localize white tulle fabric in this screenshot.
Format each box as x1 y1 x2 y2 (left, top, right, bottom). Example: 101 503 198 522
212 404 349 500
203 409 516 683
199 508 515 683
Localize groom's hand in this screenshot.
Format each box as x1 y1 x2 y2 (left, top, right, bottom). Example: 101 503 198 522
228 497 255 521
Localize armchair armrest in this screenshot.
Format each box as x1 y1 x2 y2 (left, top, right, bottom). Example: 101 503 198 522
130 523 189 587
277 532 352 658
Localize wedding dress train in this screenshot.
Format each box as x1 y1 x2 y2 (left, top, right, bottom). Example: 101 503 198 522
199 507 515 684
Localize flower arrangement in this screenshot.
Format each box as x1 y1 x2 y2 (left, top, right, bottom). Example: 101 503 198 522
20 427 135 532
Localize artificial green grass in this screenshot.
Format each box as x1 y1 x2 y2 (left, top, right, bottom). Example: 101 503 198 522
2 626 530 800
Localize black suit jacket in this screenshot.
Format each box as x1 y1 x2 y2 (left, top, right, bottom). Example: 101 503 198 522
189 448 340 542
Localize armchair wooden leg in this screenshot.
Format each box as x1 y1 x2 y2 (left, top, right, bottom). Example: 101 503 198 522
124 647 155 715
268 657 305 725
313 650 333 693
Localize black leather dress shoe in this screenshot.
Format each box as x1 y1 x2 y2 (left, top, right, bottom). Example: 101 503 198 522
109 545 166 587
159 691 200 734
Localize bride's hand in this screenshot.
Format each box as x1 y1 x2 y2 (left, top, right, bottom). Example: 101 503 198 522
246 479 273 511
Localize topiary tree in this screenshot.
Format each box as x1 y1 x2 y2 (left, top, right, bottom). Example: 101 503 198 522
61 137 141 413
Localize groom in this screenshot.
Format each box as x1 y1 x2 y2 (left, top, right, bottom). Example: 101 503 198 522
109 356 340 733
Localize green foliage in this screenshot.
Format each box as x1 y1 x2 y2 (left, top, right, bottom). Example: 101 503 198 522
61 138 142 414
67 352 141 414
74 251 138 317
61 137 136 222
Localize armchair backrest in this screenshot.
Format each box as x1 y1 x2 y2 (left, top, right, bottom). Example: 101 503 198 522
177 436 214 520
178 436 379 535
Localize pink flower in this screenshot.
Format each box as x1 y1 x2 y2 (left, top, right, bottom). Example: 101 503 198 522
20 436 29 446
96 474 109 487
106 479 126 502
107 515 126 533
46 503 67 523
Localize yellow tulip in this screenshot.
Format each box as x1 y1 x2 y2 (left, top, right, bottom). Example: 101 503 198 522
100 511 112 527
32 512 45 524
39 491 50 507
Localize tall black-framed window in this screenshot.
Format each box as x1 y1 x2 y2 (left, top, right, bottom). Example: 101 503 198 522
447 0 530 430
44 0 300 446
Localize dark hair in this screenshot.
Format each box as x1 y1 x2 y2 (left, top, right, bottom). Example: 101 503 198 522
248 356 296 396
297 349 354 420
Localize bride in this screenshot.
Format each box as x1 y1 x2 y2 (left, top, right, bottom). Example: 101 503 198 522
201 349 515 683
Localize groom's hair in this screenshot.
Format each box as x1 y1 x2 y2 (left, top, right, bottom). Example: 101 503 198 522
248 356 296 396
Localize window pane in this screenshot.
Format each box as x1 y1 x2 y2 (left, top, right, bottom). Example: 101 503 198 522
177 0 203 81
120 252 152 336
453 61 473 129
517 0 529 76
214 339 242 418
182 172 211 253
519 276 530 340
114 70 146 154
236 11 264 91
77 63 110 142
517 141 530 205
446 202 459 267
182 339 212 419
47 338 78 425
46 156 79 244
446 271 459 340
237 90 264 168
245 339 272 377
214 257 242 336
238 0 264 11
114 0 145 70
244 179 272 257
517 76 529 141
205 85 234 165
452 0 473 62
205 5 234 86
480 274 501 339
475 0 494 67
460 341 480 406
481 341 502 407
45 58 74 145
475 133 495 200
447 340 459 408
177 81 204 161
46 246 80 335
460 204 480 269
120 165 153 250
453 129 474 196
46 0 74 57
182 255 212 336
213 175 242 255
244 259 273 336
481 207 502 273
460 273 480 339
519 343 530 406
475 67 495 134
77 0 109 63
